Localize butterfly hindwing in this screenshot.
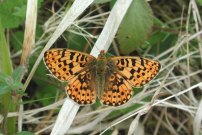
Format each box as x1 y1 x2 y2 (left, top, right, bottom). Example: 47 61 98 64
109 57 161 87
44 48 96 81
100 72 133 106
66 69 96 105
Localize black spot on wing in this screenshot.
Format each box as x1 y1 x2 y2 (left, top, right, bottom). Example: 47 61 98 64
121 59 124 65
70 52 75 60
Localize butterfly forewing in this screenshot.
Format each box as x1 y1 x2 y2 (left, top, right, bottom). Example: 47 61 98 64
44 48 96 81
109 57 161 87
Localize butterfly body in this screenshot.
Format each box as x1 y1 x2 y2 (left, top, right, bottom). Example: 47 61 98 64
95 50 113 99
44 49 161 106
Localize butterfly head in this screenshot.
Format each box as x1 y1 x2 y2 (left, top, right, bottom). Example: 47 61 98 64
98 50 106 59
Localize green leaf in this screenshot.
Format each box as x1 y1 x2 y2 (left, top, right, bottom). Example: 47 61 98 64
67 32 88 51
0 72 12 95
11 31 24 51
13 6 27 18
0 70 23 96
35 85 58 106
16 89 26 95
12 66 25 82
0 85 10 95
10 82 23 90
148 32 177 55
0 72 10 83
197 0 202 6
17 131 34 135
0 0 27 28
117 0 153 54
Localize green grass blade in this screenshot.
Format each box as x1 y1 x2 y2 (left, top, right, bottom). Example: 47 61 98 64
0 20 16 135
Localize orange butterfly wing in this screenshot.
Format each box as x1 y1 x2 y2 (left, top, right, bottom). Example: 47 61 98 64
100 72 133 106
44 48 96 81
66 69 96 105
100 57 160 106
44 49 96 105
109 57 161 87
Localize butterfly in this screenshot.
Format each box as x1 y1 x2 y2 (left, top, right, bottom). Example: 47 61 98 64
43 48 161 106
